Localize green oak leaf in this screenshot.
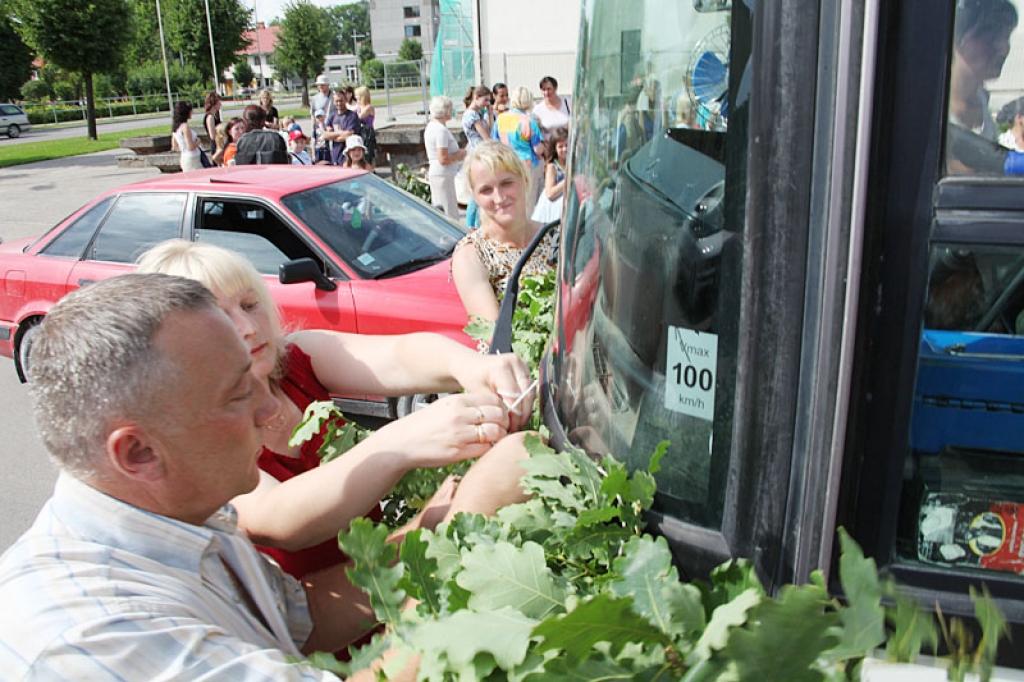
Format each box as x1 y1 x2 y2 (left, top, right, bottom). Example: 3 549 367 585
302 650 348 675
341 630 391 677
720 582 839 682
610 535 705 637
338 518 406 626
648 441 669 474
424 529 462 582
463 315 495 344
599 460 630 500
568 449 605 506
524 655 638 680
398 529 443 616
456 541 567 619
565 524 632 564
497 498 556 541
289 400 338 448
534 593 670 663
689 587 761 664
523 432 556 457
407 607 537 672
576 506 621 528
827 528 884 660
702 559 764 616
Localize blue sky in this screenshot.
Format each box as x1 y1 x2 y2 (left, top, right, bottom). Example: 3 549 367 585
250 0 359 24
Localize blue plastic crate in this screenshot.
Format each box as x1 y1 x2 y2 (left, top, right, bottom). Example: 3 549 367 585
910 330 1024 455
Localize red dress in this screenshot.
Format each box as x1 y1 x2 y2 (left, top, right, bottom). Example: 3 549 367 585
254 344 379 579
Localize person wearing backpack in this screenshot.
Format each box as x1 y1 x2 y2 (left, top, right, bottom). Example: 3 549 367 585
234 105 289 165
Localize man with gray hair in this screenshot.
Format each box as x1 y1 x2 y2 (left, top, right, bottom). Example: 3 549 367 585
0 273 525 679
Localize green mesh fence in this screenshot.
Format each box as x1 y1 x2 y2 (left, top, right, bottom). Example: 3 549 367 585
430 0 476 100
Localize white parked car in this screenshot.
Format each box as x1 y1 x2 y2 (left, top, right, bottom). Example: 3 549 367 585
0 103 31 138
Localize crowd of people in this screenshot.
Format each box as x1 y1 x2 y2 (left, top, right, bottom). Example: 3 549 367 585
423 76 571 230
418 76 571 324
171 75 573 329
170 79 377 170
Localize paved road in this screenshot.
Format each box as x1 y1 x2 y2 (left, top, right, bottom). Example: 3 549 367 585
0 150 160 551
1 94 428 146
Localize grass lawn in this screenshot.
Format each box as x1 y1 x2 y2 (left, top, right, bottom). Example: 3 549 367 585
0 124 170 169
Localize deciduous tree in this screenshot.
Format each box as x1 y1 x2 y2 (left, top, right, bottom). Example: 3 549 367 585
165 0 251 82
328 1 369 55
275 0 332 108
398 38 423 63
233 60 255 92
0 4 33 102
11 0 130 139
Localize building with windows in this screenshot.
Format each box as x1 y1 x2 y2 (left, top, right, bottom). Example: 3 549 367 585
368 0 440 57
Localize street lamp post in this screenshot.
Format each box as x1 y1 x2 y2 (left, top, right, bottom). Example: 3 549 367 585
203 0 220 93
155 0 174 115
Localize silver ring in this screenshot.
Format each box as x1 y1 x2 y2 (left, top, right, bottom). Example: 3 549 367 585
474 407 486 424
476 424 486 443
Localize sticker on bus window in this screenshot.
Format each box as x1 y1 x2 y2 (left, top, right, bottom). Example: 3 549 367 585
665 326 717 421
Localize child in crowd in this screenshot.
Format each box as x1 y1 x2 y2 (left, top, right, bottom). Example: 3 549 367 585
341 135 372 170
531 127 568 223
222 117 246 166
312 109 330 163
211 121 230 166
288 129 312 165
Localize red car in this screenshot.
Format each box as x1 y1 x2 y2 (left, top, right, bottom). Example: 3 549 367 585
0 166 471 416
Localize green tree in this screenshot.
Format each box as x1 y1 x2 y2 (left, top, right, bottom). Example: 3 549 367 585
358 42 376 65
20 79 52 102
327 1 369 55
275 0 332 107
0 6 34 102
11 0 129 139
124 0 162 66
398 38 422 63
361 58 383 87
165 0 251 82
232 60 255 92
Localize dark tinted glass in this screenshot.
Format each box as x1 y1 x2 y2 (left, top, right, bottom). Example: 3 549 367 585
899 242 1024 581
41 197 114 258
551 0 748 528
196 199 317 275
89 193 185 263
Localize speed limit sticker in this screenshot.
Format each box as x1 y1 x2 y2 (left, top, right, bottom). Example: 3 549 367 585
665 326 717 421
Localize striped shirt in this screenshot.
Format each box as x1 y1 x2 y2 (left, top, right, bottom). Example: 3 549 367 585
0 473 340 681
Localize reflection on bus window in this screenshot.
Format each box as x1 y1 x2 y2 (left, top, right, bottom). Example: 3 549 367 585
553 0 749 529
945 0 1024 175
902 241 1024 580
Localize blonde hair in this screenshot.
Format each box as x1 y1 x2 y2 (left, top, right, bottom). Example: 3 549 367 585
259 88 273 106
509 86 534 111
136 240 286 376
214 121 230 150
354 86 371 106
465 140 530 191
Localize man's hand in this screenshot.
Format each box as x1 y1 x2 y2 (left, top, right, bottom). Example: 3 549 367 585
452 354 535 431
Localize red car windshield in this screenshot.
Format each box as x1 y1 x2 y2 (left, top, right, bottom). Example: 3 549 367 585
282 174 465 279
